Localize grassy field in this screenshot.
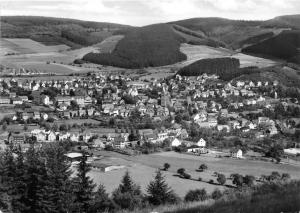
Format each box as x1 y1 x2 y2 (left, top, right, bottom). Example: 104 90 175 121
179 44 278 68
94 35 124 53
88 151 300 197
1 38 70 55
88 152 225 197
54 119 102 126
1 37 279 78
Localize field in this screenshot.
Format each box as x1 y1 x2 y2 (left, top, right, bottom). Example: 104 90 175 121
0 38 70 55
54 119 102 126
0 37 280 80
94 35 124 53
88 151 300 197
179 44 278 68
0 38 102 74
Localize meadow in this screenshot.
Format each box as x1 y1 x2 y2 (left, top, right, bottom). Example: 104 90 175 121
88 151 300 197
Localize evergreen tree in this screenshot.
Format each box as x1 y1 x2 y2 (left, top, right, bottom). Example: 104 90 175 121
0 149 13 213
73 154 96 213
43 143 74 213
11 145 28 213
23 145 51 213
89 184 114 213
147 170 178 206
112 171 143 210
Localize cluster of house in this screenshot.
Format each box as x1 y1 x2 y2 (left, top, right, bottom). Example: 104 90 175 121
0 72 299 155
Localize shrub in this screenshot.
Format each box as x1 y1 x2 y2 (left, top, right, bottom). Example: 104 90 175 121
211 188 222 200
199 164 208 171
217 174 226 185
184 189 208 202
177 168 185 176
183 173 191 179
209 179 214 184
163 163 170 171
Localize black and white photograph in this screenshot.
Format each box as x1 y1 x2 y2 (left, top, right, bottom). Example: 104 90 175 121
0 0 300 212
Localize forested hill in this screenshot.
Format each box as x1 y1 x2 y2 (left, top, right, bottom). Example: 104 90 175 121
0 16 131 48
242 30 300 64
170 15 300 50
83 24 187 68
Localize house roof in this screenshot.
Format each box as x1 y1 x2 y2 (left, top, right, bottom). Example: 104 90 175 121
65 152 82 158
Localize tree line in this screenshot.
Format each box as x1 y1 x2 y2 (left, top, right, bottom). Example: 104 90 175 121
177 57 241 80
0 143 179 213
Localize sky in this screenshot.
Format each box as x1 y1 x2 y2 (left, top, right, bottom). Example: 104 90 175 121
1 0 300 26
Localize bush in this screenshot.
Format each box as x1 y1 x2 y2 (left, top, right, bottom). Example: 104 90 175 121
199 164 208 171
184 189 208 202
198 177 202 181
209 179 214 184
177 168 185 176
211 188 222 200
183 173 191 179
217 174 226 185
163 163 170 171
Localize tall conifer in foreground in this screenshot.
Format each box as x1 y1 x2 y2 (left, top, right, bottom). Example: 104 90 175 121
112 171 143 210
147 170 179 206
43 143 74 213
73 154 95 213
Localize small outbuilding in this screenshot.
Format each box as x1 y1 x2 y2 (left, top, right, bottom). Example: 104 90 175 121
171 138 182 147
231 149 243 158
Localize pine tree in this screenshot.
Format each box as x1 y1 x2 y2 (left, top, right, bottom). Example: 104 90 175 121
89 184 114 213
0 149 13 213
147 170 178 206
42 143 74 213
23 145 51 213
112 171 143 210
73 154 96 213
11 145 28 213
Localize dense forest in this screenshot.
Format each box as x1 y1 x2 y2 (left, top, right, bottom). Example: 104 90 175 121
242 30 300 63
177 57 241 80
238 32 274 48
172 25 225 48
83 24 187 68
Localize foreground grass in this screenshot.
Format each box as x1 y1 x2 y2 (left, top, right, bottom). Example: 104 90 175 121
117 180 300 213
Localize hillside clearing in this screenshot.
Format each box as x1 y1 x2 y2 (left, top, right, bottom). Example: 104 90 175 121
2 38 70 55
179 44 278 68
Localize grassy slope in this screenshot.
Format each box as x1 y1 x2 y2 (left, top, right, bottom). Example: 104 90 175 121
171 24 226 48
167 181 300 213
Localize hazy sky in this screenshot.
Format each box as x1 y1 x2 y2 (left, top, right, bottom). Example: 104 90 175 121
1 0 300 26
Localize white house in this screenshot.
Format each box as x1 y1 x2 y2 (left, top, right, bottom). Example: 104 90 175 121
171 138 182 147
197 138 206 147
231 149 243 158
47 132 56 142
